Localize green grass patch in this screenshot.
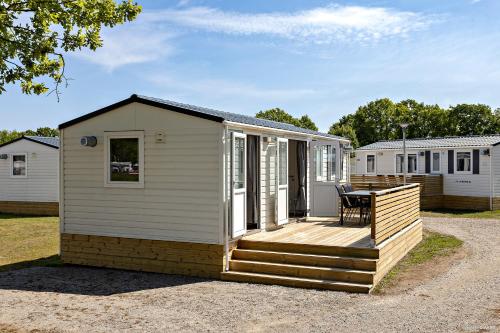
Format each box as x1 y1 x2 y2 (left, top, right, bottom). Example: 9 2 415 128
0 214 61 272
421 209 500 219
374 230 463 293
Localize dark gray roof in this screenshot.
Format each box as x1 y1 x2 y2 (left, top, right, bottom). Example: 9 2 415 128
357 135 500 151
59 94 346 141
137 95 344 140
24 136 60 148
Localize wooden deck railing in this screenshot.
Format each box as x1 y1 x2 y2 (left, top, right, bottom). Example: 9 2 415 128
351 175 442 210
370 184 420 246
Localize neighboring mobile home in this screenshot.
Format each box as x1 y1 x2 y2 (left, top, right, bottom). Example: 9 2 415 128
0 136 59 216
58 94 352 279
353 135 500 210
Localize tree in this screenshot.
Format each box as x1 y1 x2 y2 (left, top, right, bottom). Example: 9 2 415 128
256 108 319 131
448 104 498 136
298 115 318 131
0 127 59 144
0 0 141 98
328 98 499 148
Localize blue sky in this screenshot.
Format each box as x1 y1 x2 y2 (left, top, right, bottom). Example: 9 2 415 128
2 0 500 132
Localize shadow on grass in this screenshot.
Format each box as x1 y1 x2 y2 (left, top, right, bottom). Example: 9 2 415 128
0 255 62 273
0 259 212 296
0 213 58 219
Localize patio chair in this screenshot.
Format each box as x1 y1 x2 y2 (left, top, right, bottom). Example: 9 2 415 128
335 184 360 223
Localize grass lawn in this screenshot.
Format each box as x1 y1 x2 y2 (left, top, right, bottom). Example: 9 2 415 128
421 209 500 219
374 230 463 293
0 214 61 272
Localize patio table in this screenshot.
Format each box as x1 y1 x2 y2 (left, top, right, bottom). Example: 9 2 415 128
340 190 372 225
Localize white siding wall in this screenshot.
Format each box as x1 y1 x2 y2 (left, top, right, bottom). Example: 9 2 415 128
354 147 492 197
62 102 223 244
493 145 500 197
0 140 59 202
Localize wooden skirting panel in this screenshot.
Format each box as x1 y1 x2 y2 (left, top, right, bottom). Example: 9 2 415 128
492 197 500 210
442 195 490 211
420 195 443 210
374 219 423 286
0 201 59 216
61 234 235 279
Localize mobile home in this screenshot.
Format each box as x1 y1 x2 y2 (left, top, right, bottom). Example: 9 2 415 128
58 95 353 279
0 136 59 216
353 135 500 210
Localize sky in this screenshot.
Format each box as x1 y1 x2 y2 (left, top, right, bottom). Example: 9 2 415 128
2 0 500 132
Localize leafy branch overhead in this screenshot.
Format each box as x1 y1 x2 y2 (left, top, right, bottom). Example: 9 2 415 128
0 0 141 98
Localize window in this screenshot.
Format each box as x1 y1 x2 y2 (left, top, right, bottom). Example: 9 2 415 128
105 131 144 188
456 151 471 173
315 144 336 181
432 152 440 173
278 140 288 186
327 145 336 181
366 155 375 174
396 154 417 174
234 136 245 189
11 154 27 177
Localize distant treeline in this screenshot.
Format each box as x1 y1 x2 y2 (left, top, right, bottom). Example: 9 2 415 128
257 99 500 149
0 127 59 145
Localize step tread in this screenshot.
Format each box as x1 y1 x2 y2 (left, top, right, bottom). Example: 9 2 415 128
230 259 376 275
233 249 378 262
221 271 373 292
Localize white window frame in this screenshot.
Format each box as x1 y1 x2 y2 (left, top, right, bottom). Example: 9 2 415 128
104 131 144 188
10 153 28 178
395 153 418 174
455 149 472 174
366 154 376 174
431 151 441 174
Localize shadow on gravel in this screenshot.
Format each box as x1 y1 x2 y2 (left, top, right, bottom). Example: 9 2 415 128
0 265 211 296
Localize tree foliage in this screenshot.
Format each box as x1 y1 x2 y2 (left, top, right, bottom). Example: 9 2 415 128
256 108 319 131
329 98 500 148
0 127 59 144
0 0 141 98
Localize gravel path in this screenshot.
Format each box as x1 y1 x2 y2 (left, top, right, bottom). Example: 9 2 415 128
0 217 499 333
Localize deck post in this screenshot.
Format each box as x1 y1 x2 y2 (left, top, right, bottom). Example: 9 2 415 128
370 191 376 247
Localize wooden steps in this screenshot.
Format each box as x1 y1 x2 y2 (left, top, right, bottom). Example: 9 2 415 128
222 240 378 293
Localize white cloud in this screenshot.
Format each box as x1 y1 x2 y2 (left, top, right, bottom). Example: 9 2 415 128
71 26 173 71
143 4 436 43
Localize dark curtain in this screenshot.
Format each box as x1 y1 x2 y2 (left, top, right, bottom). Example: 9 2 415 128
246 136 259 228
296 141 307 216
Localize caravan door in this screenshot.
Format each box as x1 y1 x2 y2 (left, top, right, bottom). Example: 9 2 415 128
310 141 338 216
275 138 289 225
231 132 247 237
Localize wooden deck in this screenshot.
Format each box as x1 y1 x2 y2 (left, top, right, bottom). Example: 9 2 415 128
243 219 372 248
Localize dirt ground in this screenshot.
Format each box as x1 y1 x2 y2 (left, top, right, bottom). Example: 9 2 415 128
0 217 499 333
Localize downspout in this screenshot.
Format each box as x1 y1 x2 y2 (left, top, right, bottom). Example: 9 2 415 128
223 124 230 271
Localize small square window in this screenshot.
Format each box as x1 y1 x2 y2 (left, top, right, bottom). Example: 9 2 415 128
11 154 27 178
396 154 417 174
105 132 144 188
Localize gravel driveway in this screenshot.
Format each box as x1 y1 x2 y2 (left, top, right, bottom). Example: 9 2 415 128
0 217 499 333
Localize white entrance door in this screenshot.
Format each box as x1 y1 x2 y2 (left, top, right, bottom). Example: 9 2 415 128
231 132 247 238
276 138 288 225
310 141 338 216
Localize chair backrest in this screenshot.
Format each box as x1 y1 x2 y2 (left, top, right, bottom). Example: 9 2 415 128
343 183 354 192
336 184 354 208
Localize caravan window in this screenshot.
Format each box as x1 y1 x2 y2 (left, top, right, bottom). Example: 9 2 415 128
456 151 471 173
432 152 440 173
315 145 336 181
11 154 27 177
396 154 417 173
105 131 144 188
366 155 375 174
